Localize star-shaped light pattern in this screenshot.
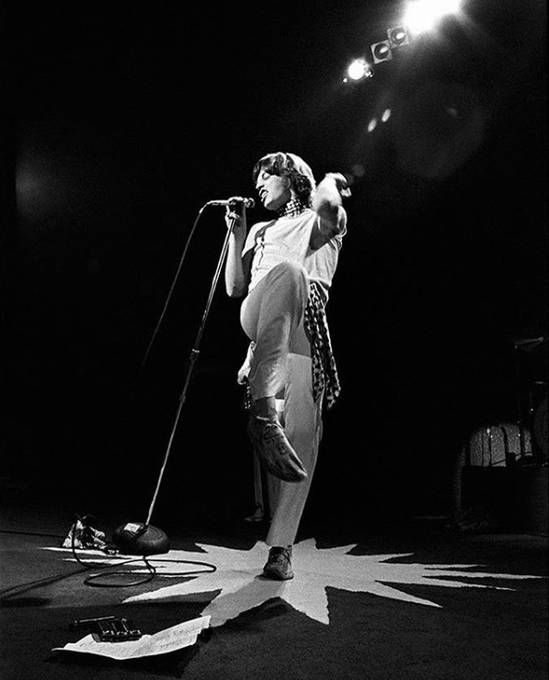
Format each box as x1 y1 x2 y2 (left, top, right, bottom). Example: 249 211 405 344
47 538 544 627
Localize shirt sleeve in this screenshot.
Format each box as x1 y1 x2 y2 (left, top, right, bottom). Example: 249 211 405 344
242 223 259 259
310 206 347 250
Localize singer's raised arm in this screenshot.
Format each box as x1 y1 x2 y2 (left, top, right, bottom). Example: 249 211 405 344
310 173 349 249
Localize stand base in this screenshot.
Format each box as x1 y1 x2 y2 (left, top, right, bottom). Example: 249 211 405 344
112 522 170 556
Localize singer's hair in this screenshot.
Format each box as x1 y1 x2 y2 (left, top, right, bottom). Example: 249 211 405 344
252 152 316 206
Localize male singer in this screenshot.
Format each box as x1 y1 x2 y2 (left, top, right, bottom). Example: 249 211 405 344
224 152 349 580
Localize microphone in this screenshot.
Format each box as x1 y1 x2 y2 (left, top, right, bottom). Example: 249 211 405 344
207 197 255 209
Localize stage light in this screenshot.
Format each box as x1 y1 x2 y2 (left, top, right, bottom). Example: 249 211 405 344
368 108 391 134
387 26 410 48
381 108 392 123
344 57 373 82
403 0 463 35
371 40 392 64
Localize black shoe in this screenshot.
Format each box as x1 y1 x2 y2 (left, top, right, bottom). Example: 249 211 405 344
263 546 294 580
247 414 307 483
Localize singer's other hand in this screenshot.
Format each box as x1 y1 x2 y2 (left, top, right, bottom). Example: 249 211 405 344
324 172 352 198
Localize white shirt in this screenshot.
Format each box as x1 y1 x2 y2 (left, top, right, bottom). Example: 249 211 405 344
242 208 346 304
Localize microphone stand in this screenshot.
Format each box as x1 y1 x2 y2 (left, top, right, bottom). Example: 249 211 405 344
113 209 240 555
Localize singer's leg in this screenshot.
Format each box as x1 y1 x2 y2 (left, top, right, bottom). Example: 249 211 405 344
240 261 309 401
240 261 310 483
266 346 323 548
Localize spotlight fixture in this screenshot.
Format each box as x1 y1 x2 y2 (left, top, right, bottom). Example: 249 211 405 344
344 57 374 82
371 40 392 64
387 26 410 48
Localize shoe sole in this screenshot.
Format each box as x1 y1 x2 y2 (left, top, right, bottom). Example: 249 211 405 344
261 568 294 581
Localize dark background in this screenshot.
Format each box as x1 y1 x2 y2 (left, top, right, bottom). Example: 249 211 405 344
1 1 547 530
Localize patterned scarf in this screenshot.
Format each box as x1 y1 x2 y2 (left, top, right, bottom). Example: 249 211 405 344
277 198 307 219
304 281 341 411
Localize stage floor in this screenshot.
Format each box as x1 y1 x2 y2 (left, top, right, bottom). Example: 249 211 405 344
1 494 547 680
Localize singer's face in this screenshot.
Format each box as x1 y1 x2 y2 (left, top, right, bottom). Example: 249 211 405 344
255 171 292 212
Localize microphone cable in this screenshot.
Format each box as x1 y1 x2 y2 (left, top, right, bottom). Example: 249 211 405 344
140 196 252 370
0 521 217 596
139 203 209 371
65 518 217 589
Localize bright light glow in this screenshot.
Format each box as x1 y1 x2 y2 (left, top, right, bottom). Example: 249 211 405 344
346 58 372 81
367 117 378 133
404 0 462 35
381 108 392 122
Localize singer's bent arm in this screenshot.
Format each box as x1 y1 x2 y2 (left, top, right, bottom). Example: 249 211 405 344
225 232 251 298
310 175 347 250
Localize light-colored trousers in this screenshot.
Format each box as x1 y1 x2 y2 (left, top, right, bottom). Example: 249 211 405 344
240 262 324 547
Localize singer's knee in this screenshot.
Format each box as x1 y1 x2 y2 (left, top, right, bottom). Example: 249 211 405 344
268 261 309 296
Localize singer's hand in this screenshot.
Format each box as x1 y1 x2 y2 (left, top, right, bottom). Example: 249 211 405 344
225 203 247 238
324 172 352 198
